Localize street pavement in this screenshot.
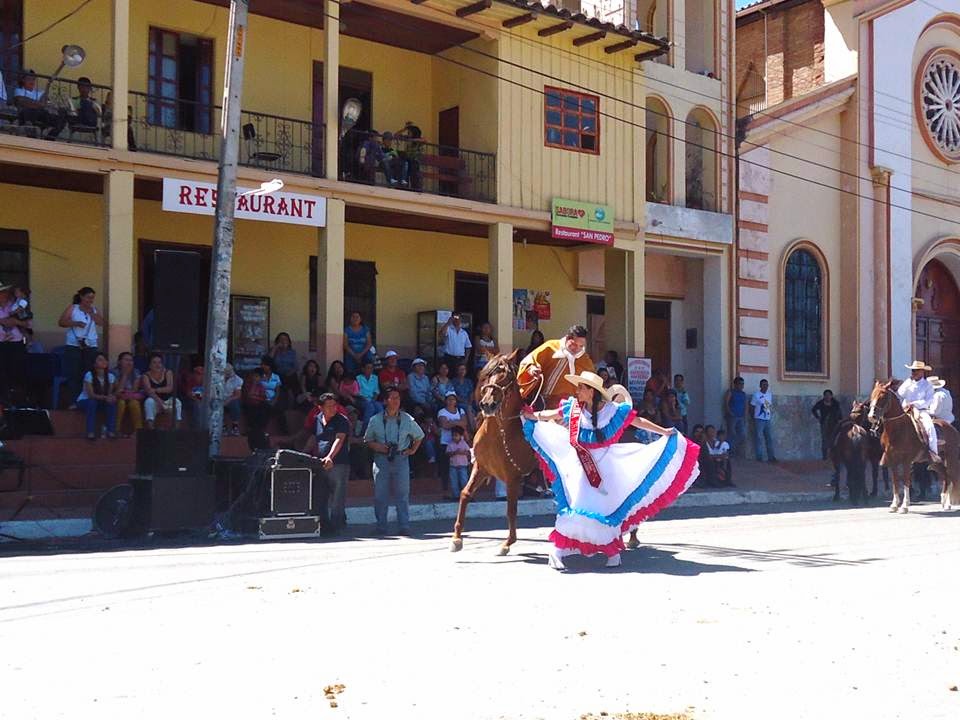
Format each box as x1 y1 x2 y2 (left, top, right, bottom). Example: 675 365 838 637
1 501 958 720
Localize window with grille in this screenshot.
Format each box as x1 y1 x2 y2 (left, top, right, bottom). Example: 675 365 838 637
544 86 599 154
148 27 213 133
784 248 824 374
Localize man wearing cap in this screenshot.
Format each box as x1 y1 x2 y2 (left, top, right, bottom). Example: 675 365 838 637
518 324 595 409
69 76 102 130
898 360 941 465
407 357 433 412
440 313 472 371
378 350 408 393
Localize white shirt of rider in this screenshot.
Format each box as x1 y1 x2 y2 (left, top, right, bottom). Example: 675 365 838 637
930 388 955 424
897 377 933 410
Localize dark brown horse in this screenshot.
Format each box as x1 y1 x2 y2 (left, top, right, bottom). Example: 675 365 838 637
830 401 885 503
450 350 539 554
867 381 960 512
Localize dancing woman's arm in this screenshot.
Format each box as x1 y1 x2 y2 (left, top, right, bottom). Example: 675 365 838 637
631 416 676 436
522 408 563 423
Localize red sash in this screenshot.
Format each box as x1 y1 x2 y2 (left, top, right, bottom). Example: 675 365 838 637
569 400 603 488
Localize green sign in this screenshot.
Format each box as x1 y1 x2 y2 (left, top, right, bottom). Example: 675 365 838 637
550 198 614 245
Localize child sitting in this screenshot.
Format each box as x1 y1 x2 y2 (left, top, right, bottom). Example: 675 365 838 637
446 425 471 498
705 425 734 488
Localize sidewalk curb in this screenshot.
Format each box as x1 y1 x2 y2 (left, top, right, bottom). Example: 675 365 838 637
0 490 831 542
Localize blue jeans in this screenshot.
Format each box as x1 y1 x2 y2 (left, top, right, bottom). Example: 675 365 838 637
754 418 775 461
449 465 469 496
359 398 384 429
421 436 437 463
727 416 746 456
78 398 116 435
373 455 411 531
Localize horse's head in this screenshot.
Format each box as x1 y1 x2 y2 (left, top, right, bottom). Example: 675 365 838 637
867 380 898 425
476 349 523 418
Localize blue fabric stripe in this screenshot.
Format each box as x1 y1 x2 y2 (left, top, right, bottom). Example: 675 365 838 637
559 398 633 445
523 415 682 528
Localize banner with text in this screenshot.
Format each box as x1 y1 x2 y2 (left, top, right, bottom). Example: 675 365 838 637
550 198 614 245
162 178 326 227
625 357 652 398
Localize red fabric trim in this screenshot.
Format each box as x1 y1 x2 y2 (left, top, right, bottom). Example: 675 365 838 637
569 400 603 488
619 439 701 533
579 409 638 449
549 529 625 557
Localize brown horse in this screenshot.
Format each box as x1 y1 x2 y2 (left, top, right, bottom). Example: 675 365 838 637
867 381 960 512
449 350 539 555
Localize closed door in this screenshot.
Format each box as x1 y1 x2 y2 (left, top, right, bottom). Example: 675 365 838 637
644 300 671 379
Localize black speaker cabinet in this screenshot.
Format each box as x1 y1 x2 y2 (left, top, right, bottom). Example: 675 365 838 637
136 429 208 476
153 249 202 353
130 474 216 532
269 467 313 516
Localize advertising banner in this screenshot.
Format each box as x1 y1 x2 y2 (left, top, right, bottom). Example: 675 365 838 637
550 198 614 245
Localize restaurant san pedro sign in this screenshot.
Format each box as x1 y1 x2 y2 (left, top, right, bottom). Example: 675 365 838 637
550 198 614 245
162 178 327 227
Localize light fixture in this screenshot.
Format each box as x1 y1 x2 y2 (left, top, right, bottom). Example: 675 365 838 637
340 98 362 139
44 44 86 97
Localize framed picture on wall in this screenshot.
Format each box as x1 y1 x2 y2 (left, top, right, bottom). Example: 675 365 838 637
229 295 270 373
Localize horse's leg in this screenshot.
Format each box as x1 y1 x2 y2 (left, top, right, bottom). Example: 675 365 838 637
870 461 879 497
498 478 521 556
889 466 901 512
901 465 912 513
831 462 840 502
626 529 640 549
450 466 487 552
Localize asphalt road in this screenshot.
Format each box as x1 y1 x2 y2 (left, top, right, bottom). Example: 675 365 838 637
1 501 958 720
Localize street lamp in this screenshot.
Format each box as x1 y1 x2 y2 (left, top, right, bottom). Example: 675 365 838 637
43 44 85 98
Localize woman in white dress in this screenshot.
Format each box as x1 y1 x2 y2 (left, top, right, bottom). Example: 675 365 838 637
523 371 701 570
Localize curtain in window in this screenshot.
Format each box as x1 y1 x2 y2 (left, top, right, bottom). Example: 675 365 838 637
784 248 823 373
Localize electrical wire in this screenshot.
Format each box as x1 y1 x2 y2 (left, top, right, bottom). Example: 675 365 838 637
0 0 97 58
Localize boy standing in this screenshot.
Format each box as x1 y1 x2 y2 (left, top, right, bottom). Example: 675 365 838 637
673 373 690 434
445 426 471 498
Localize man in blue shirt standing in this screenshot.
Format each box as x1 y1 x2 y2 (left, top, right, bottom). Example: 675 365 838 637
723 376 747 459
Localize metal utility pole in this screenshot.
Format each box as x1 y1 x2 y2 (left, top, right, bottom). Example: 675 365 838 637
201 0 249 457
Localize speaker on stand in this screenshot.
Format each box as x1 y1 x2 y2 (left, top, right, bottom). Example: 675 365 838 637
152 249 202 355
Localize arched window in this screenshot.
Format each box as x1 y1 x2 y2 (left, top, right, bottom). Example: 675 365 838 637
645 97 671 203
784 246 825 374
685 107 717 211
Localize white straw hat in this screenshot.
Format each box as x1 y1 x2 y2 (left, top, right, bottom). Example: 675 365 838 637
564 370 612 400
905 360 932 371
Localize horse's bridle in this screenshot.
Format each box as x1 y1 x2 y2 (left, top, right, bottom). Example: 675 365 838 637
479 362 527 475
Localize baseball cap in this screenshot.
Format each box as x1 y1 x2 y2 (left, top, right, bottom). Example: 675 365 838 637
384 350 398 358
445 390 458 398
412 357 426 366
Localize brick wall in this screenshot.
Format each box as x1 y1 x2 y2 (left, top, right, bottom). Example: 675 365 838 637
736 0 824 112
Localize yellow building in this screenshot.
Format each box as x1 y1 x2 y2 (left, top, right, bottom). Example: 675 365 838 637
0 0 734 423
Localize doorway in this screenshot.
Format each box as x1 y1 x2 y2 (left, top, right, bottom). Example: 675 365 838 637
138 240 212 352
915 259 960 391
586 294 606 360
644 300 671 379
312 63 373 179
454 271 487 330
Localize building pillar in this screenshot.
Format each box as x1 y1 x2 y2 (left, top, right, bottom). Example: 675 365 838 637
488 222 513 353
317 198 345 369
871 166 892 378
605 242 645 359
703 253 729 427
110 0 129 151
324 0 340 180
104 170 136 355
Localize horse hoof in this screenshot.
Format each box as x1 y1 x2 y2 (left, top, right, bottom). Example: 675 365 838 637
899 506 909 514
888 506 899 513
626 537 640 550
497 545 512 556
450 538 463 553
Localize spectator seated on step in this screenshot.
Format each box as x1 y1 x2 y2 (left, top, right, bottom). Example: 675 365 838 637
356 359 383 427
142 352 181 430
407 357 433 413
68 76 102 133
704 425 734 488
378 350 408 394
396 121 423 190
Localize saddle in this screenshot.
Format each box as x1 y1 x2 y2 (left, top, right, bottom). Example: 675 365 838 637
905 407 943 463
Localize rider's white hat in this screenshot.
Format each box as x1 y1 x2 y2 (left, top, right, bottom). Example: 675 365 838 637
905 360 932 371
930 376 947 389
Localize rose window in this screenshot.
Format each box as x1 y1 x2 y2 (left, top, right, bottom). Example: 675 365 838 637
919 50 960 163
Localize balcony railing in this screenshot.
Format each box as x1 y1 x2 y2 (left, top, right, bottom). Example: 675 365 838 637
129 91 323 176
0 73 111 147
342 129 496 203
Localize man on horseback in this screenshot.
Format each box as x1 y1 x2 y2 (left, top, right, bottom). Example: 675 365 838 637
517 325 595 409
897 360 942 468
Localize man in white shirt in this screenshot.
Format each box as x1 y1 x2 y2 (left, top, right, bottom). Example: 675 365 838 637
897 360 940 463
440 312 472 370
13 70 65 139
928 376 954 424
750 379 777 463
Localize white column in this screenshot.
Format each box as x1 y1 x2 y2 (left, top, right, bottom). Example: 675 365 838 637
104 170 136 356
703 253 729 427
488 222 513 353
111 0 129 151
318 199 345 369
324 0 340 180
605 243 645 359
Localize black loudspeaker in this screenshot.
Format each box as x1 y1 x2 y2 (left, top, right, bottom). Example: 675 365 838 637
0 408 54 439
130 474 216 532
136 429 208 476
153 249 202 353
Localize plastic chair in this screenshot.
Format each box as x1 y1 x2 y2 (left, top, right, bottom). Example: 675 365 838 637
48 346 70 409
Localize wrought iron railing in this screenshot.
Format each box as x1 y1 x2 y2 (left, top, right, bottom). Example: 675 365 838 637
342 129 496 203
128 91 324 176
736 70 768 118
0 72 111 146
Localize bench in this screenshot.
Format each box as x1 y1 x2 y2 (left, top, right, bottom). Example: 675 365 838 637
418 154 473 199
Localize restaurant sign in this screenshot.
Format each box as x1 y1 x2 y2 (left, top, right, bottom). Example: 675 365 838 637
162 178 326 227
550 198 614 245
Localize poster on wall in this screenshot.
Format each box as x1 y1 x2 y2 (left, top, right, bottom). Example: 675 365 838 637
513 289 539 331
625 357 652 398
532 290 552 320
230 295 270 373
